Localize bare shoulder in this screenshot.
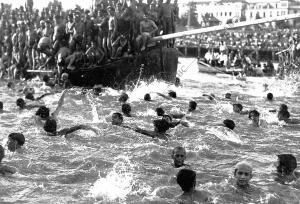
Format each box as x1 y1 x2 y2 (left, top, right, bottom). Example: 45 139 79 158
0 164 17 175
194 190 212 202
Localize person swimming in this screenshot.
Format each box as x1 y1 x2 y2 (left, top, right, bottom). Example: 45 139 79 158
233 104 249 115
121 103 132 117
175 77 182 87
0 145 17 175
275 154 300 184
155 107 165 116
43 118 98 137
119 93 129 103
176 168 211 203
156 90 177 100
134 119 171 140
172 146 190 168
248 110 260 127
16 98 44 110
162 114 189 128
93 85 103 96
144 93 151 101
225 93 232 99
7 133 25 152
234 161 253 190
276 104 300 124
223 119 235 130
267 93 273 101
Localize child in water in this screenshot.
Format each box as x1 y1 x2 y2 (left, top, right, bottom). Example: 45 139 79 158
172 146 190 168
0 145 17 175
176 169 211 203
275 154 300 184
234 161 253 189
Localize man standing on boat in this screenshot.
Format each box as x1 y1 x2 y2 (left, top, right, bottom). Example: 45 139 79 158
158 0 174 46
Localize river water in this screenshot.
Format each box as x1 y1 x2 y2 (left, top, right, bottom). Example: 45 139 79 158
1 57 300 204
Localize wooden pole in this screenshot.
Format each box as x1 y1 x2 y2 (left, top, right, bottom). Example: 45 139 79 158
153 13 300 42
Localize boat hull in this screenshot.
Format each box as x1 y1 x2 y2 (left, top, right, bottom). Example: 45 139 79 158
68 47 178 88
197 60 242 75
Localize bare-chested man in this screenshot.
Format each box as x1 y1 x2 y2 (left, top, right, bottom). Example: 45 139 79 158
136 14 158 51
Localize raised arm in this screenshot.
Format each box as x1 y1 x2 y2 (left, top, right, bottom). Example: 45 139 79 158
57 124 99 137
51 90 68 119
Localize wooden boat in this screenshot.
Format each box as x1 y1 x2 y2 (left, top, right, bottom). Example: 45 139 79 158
197 60 243 75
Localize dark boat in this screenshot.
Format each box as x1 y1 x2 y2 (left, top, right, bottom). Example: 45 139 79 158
68 46 178 88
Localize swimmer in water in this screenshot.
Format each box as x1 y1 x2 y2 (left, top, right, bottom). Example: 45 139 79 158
155 107 165 116
121 103 133 117
6 133 25 153
172 146 190 168
156 90 177 100
162 114 189 128
223 119 235 130
43 118 98 137
275 154 300 184
233 103 249 115
119 93 129 103
144 93 151 101
248 110 261 127
92 85 103 96
16 98 44 110
0 101 9 113
175 77 182 87
0 145 17 175
277 104 300 124
267 93 273 101
234 161 253 190
176 169 211 203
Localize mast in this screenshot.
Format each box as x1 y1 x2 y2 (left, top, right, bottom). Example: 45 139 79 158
153 13 300 42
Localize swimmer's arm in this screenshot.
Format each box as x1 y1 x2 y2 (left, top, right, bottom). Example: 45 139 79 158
58 124 99 136
156 93 172 100
51 90 68 119
240 110 249 115
171 114 185 119
0 164 17 175
35 92 55 101
134 127 156 138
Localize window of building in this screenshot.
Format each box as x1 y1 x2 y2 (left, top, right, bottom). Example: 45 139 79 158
229 12 232 16
277 11 280 16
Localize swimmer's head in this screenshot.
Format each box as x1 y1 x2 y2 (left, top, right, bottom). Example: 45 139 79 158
248 110 260 125
122 103 132 117
267 93 273 101
234 161 253 188
16 98 26 109
25 93 35 101
119 93 129 103
175 77 181 87
42 75 50 83
223 119 235 130
233 104 243 113
276 154 297 176
93 85 103 96
35 106 50 119
279 104 288 112
168 90 177 98
162 114 172 123
0 101 3 110
43 118 57 134
112 112 123 125
225 93 231 99
153 119 170 133
144 93 151 101
177 169 196 192
23 87 35 95
155 107 165 116
0 145 4 163
7 133 25 152
7 81 15 89
172 146 187 168
188 100 197 112
61 73 69 81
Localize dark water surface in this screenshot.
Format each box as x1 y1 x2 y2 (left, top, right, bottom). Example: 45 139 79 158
1 58 300 204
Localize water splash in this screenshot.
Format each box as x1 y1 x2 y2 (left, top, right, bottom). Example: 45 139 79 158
89 156 134 202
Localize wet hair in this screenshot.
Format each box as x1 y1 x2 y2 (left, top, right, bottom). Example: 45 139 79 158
234 161 253 175
119 93 129 103
7 81 14 89
144 93 151 101
0 101 3 110
43 118 57 134
93 85 102 96
0 145 4 163
42 75 50 83
177 169 196 192
8 133 25 146
233 103 243 113
35 106 50 119
16 98 25 108
267 93 273 101
25 93 35 101
122 103 131 116
155 107 165 116
225 93 231 99
248 110 260 119
172 146 186 156
168 90 177 98
112 112 123 120
223 119 235 130
153 119 170 133
188 101 197 111
277 154 297 175
279 104 288 111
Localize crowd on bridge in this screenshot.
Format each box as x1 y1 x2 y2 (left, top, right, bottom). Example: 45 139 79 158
0 0 179 81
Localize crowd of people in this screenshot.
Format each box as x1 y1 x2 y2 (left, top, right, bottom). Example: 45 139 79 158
176 27 299 51
0 76 300 202
0 0 179 82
